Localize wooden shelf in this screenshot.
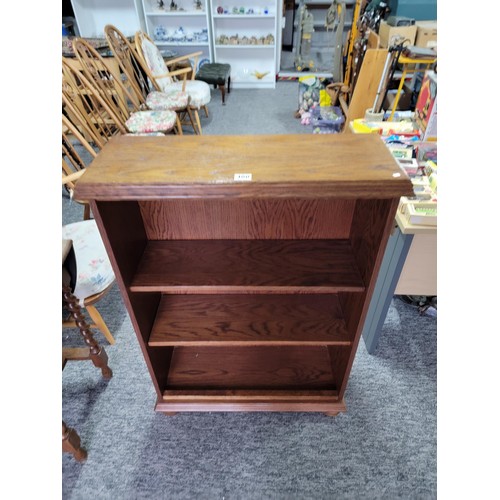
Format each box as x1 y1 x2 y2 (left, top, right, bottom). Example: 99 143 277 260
130 240 365 293
149 294 352 346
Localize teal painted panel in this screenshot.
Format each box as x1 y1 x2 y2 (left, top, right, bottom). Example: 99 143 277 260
387 0 437 21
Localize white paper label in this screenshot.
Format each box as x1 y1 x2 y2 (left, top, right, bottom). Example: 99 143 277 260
234 173 252 181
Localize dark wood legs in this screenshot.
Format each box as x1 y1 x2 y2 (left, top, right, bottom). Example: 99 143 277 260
62 285 113 379
218 84 226 104
62 421 87 461
215 77 230 104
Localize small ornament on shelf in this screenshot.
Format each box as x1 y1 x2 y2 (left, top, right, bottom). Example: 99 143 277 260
252 70 270 80
194 0 203 10
154 25 167 40
157 0 165 9
170 0 178 11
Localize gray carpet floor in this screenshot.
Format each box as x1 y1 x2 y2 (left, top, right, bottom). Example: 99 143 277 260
62 81 437 499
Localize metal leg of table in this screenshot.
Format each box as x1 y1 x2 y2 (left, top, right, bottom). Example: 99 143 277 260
362 226 414 354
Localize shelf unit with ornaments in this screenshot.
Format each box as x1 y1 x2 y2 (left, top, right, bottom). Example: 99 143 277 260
209 0 278 88
141 0 213 61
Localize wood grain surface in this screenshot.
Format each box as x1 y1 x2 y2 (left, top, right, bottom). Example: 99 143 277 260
130 239 365 293
148 294 352 346
166 345 336 390
74 134 413 200
139 198 355 240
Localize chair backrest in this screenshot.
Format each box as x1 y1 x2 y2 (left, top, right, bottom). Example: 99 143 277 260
71 38 142 123
62 113 94 220
134 31 174 92
62 112 97 179
62 58 127 146
62 59 129 220
104 25 153 105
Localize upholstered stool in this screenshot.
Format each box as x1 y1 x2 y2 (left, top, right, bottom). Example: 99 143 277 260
195 63 231 104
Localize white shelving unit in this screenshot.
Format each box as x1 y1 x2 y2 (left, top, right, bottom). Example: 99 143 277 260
141 0 212 61
71 0 146 38
210 1 278 88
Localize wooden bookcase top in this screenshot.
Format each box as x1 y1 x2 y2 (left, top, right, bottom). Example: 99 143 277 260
74 134 413 200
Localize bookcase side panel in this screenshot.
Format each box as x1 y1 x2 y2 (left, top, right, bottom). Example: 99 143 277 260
93 200 172 396
337 197 400 396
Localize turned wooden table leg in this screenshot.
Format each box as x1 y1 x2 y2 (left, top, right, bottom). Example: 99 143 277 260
63 285 113 379
62 421 87 461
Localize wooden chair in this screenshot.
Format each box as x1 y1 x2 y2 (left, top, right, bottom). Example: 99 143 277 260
62 238 113 462
62 59 128 223
62 60 124 218
134 31 211 134
62 73 118 344
62 113 96 221
62 57 130 145
70 38 180 136
103 24 197 134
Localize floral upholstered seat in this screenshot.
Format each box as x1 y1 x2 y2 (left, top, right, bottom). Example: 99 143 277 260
146 90 190 111
62 220 115 305
125 109 177 134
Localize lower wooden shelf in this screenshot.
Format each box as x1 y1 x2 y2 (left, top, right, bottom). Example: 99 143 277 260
154 345 347 412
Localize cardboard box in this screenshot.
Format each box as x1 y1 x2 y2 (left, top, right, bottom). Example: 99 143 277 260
383 83 413 111
378 20 417 48
415 21 437 49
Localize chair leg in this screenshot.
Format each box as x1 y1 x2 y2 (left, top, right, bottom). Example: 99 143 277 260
203 105 209 118
192 108 203 135
174 114 183 135
185 107 198 134
218 84 226 104
63 286 113 378
62 421 87 462
86 304 115 345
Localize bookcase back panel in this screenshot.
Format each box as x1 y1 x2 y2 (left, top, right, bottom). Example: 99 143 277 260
138 199 355 240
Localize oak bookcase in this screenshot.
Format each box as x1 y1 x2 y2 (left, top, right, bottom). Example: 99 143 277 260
75 133 412 415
